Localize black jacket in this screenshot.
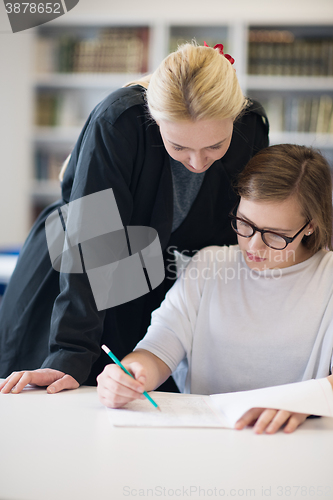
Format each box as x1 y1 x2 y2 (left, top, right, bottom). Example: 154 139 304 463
0 86 269 385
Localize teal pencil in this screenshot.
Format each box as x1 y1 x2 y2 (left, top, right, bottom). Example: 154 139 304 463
101 344 161 411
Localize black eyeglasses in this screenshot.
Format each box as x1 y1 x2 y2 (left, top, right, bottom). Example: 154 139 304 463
228 211 310 250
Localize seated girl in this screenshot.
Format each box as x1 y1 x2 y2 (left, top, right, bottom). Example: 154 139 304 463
97 143 333 434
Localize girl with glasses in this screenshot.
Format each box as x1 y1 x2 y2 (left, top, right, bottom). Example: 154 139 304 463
96 143 333 434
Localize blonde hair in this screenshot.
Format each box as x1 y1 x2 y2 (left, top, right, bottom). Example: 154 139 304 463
146 42 246 123
123 74 151 89
237 144 333 253
60 43 245 181
58 153 71 183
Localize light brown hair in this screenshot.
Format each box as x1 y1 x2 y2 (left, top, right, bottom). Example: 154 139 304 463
237 144 333 253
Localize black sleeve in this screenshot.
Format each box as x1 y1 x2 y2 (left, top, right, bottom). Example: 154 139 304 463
41 107 145 384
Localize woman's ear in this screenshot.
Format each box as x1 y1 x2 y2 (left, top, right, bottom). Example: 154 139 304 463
306 220 316 236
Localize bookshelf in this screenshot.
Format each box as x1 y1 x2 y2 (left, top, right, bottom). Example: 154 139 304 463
32 22 152 214
31 21 333 217
245 25 333 158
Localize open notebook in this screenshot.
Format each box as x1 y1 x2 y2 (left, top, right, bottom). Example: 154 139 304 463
107 378 333 428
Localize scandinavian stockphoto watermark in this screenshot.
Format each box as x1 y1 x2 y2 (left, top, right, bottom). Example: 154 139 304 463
165 245 292 282
4 0 79 33
44 189 293 311
45 188 165 311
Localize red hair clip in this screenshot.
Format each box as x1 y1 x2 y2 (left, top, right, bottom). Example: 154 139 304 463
203 41 235 65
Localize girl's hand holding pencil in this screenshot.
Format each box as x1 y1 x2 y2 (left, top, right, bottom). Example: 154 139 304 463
97 345 170 410
97 358 149 409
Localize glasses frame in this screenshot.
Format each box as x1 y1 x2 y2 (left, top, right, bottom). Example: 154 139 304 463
228 210 310 250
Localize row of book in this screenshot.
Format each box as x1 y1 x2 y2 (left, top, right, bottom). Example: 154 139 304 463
35 28 149 74
35 150 69 181
258 95 333 134
248 38 333 76
35 92 82 127
35 89 333 135
249 30 295 44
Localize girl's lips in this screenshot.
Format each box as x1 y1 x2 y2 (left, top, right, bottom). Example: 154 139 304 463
246 251 266 262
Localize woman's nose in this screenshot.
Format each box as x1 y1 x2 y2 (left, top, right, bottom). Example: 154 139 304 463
188 151 207 170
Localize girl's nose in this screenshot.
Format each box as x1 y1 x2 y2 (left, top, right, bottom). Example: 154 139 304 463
247 231 266 251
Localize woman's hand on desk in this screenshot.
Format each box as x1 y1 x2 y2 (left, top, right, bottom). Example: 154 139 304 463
0 368 79 394
97 362 148 408
234 408 309 434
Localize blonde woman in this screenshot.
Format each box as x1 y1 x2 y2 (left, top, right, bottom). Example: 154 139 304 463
0 43 268 394
96 144 333 434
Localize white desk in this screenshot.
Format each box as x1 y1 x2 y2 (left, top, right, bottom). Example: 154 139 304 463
0 386 332 500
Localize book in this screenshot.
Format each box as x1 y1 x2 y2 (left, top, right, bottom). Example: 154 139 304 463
35 93 60 126
68 27 149 74
36 27 149 74
35 150 69 181
316 95 333 134
256 95 333 134
35 90 82 127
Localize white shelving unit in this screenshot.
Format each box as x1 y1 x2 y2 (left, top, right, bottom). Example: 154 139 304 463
30 20 333 216
246 76 333 91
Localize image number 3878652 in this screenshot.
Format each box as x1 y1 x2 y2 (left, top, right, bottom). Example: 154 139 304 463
4 0 80 33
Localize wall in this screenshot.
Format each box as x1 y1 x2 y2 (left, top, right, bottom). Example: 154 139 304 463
64 0 333 24
0 22 33 247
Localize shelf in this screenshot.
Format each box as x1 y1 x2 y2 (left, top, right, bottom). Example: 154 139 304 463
31 180 61 201
33 126 83 146
269 132 333 148
34 73 146 89
246 76 333 91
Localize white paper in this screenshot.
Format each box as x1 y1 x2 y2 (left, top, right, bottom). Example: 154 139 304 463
208 378 333 428
107 378 333 429
107 393 232 428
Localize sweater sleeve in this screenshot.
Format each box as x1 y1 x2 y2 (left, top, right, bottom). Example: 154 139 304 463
134 252 205 373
